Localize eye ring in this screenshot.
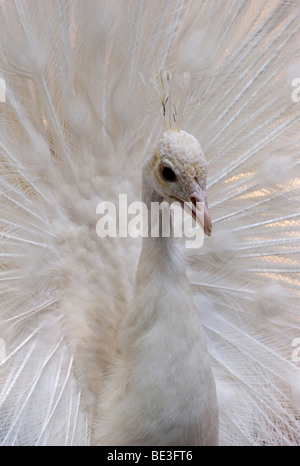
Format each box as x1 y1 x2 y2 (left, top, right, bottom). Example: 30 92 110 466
160 165 177 182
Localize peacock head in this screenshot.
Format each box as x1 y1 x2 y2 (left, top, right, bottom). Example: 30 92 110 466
147 129 212 236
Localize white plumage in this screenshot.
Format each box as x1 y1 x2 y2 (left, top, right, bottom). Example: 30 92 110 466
0 0 300 446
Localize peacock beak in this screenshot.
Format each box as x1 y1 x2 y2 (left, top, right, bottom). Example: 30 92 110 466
190 187 212 237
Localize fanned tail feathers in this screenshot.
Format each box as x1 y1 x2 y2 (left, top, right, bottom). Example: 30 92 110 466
0 0 299 445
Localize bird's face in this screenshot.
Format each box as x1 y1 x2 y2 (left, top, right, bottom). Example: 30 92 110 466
149 130 212 236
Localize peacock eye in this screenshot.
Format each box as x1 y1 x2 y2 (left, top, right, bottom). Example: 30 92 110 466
160 166 177 182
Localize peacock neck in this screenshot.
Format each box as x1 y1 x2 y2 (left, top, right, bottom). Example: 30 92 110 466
139 171 182 275
118 171 188 350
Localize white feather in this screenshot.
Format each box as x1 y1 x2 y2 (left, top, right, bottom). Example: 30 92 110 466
0 0 299 446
